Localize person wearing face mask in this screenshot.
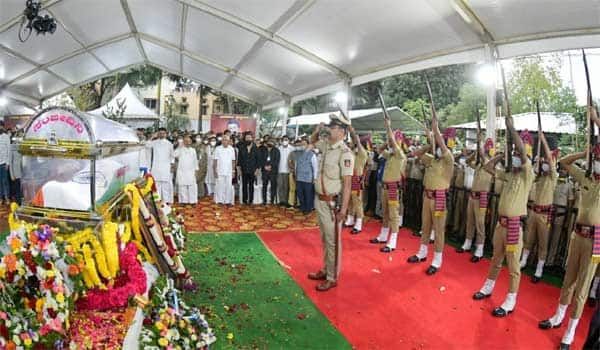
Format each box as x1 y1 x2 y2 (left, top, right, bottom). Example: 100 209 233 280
307 114 354 292
519 129 558 283
149 127 175 205
174 135 199 205
344 125 369 234
294 138 318 214
407 119 455 276
204 135 217 197
457 135 493 263
449 147 470 239
472 116 534 318
277 136 294 207
538 110 600 350
369 119 407 252
194 134 208 198
237 131 259 205
258 139 280 205
213 135 236 206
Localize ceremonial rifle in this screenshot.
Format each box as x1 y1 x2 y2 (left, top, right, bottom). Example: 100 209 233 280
424 77 438 157
499 63 513 172
582 49 596 178
476 107 482 165
536 100 543 174
377 89 391 121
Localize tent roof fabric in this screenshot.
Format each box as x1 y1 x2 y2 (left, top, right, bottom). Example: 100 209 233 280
0 97 36 117
1 1 599 108
89 83 158 119
288 107 424 133
450 112 576 134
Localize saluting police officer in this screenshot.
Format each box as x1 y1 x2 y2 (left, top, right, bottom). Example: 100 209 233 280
307 114 354 292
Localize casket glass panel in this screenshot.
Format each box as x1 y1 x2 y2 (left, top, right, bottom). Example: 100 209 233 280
22 151 140 211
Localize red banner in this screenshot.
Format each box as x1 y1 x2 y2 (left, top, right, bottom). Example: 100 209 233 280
210 114 256 135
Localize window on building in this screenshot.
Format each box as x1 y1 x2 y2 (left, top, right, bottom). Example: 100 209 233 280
201 105 208 116
144 98 157 110
180 105 188 114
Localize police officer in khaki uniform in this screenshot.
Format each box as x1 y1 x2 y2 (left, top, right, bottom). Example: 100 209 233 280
194 135 208 198
450 148 469 236
472 116 534 318
344 125 369 234
457 134 493 262
407 114 454 275
546 162 575 268
369 118 407 252
519 130 558 283
539 111 600 350
307 114 354 292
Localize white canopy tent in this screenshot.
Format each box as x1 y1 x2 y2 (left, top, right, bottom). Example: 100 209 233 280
89 83 158 128
0 0 599 117
0 97 36 117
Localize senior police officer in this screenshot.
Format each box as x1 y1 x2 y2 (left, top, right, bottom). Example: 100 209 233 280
307 114 354 292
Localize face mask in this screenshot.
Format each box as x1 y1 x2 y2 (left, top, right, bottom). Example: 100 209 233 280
210 141 216 147
314 149 320 155
217 137 222 141
202 140 208 144
594 161 600 174
459 157 466 166
512 156 522 168
177 139 183 144
282 141 289 146
541 163 550 173
435 148 442 158
195 138 201 143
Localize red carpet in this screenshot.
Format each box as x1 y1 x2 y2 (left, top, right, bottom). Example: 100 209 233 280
258 222 593 350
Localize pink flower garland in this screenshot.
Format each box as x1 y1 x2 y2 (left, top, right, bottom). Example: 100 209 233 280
76 243 147 311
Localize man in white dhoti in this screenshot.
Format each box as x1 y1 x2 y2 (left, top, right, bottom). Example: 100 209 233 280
205 135 217 196
213 135 236 206
174 135 199 205
149 128 174 204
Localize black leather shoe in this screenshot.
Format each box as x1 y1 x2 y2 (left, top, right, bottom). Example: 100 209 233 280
426 266 438 275
559 343 570 350
351 228 361 234
472 291 491 300
531 276 541 283
380 246 395 253
588 297 598 308
456 247 466 253
538 319 561 329
407 255 426 263
412 231 421 237
343 223 353 228
470 256 481 263
492 307 512 317
429 240 435 244
369 238 386 244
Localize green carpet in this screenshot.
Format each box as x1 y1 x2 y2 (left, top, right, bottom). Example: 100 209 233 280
182 233 351 350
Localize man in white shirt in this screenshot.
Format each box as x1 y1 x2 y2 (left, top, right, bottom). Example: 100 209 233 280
174 135 199 205
277 135 294 207
213 135 236 205
0 128 11 205
149 127 175 204
205 135 217 196
136 128 151 174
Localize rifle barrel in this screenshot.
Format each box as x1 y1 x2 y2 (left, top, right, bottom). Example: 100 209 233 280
499 63 513 171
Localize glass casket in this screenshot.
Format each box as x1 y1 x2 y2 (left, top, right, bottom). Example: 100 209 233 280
18 107 142 226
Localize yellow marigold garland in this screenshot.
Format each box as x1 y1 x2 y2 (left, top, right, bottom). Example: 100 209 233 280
89 237 111 280
101 221 120 278
82 243 106 290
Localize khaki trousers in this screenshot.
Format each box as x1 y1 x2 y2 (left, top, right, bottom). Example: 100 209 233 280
288 173 296 206
420 194 446 253
487 223 523 293
466 197 486 244
349 192 364 219
524 211 550 260
382 188 402 231
559 233 599 319
452 189 468 234
315 197 342 282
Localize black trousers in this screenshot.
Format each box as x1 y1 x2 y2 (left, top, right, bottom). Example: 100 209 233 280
364 170 377 213
584 305 600 349
262 172 277 204
241 173 255 204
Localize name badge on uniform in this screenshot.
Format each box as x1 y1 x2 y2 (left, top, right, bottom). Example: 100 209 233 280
267 156 271 162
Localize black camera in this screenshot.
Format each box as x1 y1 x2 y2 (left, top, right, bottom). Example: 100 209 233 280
19 0 57 42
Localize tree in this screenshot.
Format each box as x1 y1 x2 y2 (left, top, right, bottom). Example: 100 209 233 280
507 55 566 114
438 83 486 126
102 97 127 123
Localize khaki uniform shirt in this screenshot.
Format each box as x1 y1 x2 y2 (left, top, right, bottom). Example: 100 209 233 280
566 165 600 226
354 145 369 176
553 177 575 207
533 169 558 205
195 144 208 176
496 160 535 217
315 140 354 195
382 144 407 183
469 160 493 193
420 149 454 190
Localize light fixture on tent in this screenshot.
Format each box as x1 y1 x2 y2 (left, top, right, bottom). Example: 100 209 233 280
476 63 496 86
252 113 258 118
278 107 286 115
0 97 7 107
18 0 57 43
334 92 347 104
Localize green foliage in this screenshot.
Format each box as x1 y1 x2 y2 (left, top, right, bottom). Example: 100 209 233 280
402 99 430 124
102 97 127 123
438 83 486 127
507 55 576 114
